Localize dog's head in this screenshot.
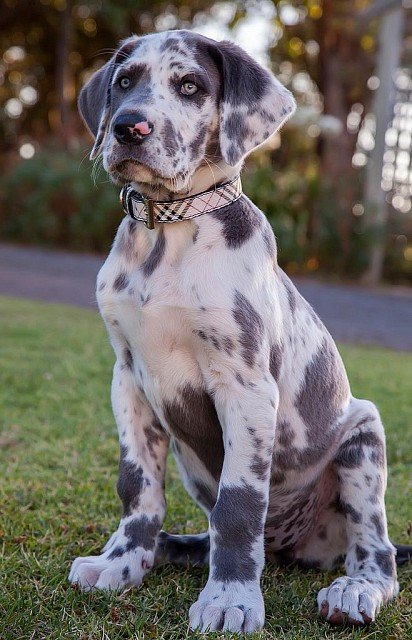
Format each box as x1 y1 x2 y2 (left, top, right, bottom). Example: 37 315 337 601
79 30 295 193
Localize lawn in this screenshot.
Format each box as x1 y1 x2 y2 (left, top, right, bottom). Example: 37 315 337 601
0 295 411 640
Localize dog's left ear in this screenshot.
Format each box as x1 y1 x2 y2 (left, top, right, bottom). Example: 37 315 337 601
209 40 296 166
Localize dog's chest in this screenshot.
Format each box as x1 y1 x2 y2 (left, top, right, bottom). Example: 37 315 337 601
97 224 206 403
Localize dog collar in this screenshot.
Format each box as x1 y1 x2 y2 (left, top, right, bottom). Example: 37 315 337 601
120 175 242 229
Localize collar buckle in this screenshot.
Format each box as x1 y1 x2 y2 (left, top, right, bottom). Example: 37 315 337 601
143 198 155 229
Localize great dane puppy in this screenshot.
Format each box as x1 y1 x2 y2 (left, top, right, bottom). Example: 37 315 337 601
69 30 404 633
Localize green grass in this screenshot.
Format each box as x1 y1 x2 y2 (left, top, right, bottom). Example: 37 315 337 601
0 295 411 640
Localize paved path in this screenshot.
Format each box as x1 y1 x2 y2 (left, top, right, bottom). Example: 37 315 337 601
0 243 411 352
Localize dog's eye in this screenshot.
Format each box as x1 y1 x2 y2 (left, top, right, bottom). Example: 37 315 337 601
119 77 130 89
181 81 198 96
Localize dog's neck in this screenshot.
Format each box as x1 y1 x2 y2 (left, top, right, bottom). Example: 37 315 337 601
130 159 242 201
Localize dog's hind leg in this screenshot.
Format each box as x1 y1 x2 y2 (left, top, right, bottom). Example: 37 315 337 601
317 398 398 626
155 531 210 566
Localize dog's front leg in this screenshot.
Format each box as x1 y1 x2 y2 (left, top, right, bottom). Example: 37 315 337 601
69 356 169 591
189 367 278 633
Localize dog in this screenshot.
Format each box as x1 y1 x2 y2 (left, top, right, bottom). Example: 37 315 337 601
69 30 407 633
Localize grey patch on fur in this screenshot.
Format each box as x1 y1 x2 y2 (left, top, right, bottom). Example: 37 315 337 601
107 545 125 559
113 272 130 292
117 444 144 516
223 111 251 144
141 229 166 277
250 454 271 481
375 548 396 577
144 421 168 459
163 384 224 480
341 501 362 524
280 270 297 316
276 420 294 448
356 545 369 562
159 37 181 53
194 480 216 511
122 348 133 371
370 447 385 467
370 512 385 538
98 282 106 291
212 196 261 249
262 222 276 259
122 566 130 580
269 342 282 381
156 531 210 566
335 424 383 468
124 515 160 551
210 483 266 582
189 125 208 161
162 118 179 156
295 338 348 446
232 290 264 368
192 224 199 243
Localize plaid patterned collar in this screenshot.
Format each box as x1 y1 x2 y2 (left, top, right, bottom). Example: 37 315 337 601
120 175 242 229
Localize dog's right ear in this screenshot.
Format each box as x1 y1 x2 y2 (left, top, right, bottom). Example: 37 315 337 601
78 60 114 159
78 37 139 160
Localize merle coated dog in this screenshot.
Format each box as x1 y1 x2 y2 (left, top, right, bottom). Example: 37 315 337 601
69 30 408 633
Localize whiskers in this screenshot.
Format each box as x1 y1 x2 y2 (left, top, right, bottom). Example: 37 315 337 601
91 154 105 186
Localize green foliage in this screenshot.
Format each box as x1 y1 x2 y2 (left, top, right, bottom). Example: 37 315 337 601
0 296 411 639
243 158 373 278
0 149 120 252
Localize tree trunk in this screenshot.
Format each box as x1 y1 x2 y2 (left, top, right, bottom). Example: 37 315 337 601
362 7 403 285
55 0 73 149
317 0 370 269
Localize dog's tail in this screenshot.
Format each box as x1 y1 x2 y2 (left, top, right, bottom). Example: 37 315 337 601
395 544 412 565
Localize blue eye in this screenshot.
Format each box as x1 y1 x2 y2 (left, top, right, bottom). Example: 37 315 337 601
119 77 130 89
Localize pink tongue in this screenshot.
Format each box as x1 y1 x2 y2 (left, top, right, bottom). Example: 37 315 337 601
133 121 151 135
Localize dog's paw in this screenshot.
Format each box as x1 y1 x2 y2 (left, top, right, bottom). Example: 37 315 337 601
68 546 154 591
317 575 396 626
189 579 264 633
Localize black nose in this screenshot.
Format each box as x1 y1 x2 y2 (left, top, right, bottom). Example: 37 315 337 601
113 113 154 144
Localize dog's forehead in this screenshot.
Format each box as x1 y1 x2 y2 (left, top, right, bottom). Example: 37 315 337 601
115 31 218 83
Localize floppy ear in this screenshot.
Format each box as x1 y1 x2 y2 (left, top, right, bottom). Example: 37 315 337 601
78 37 139 159
209 41 296 166
78 60 114 159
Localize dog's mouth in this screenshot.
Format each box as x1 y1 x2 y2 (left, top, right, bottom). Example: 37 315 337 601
107 158 193 196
